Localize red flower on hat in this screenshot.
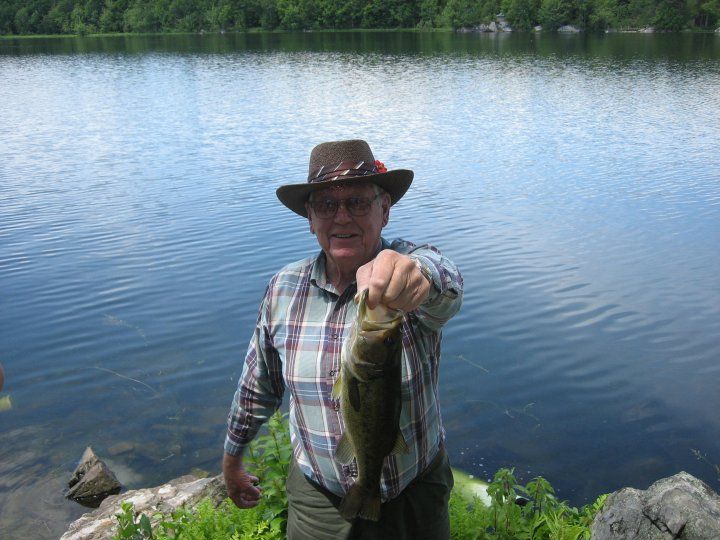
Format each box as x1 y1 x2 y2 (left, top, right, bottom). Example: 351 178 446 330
374 160 387 174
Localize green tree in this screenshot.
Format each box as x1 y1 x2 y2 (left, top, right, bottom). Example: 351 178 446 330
258 0 279 28
440 0 482 27
68 0 103 34
502 0 539 29
205 0 237 29
653 0 688 27
159 0 206 30
276 0 320 29
123 0 162 31
697 0 720 26
14 6 33 33
0 2 17 34
479 0 502 22
538 0 576 28
43 0 75 33
620 0 656 28
313 0 364 27
361 0 390 27
100 0 131 32
418 0 444 27
587 0 619 29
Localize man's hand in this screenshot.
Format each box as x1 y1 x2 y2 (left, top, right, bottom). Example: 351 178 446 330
223 453 262 509
357 250 431 312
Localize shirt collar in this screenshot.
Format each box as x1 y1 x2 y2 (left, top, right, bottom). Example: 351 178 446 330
310 237 390 296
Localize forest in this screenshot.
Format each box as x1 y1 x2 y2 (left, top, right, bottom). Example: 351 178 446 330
0 0 718 36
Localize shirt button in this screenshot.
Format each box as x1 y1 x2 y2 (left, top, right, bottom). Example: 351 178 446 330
329 370 336 376
332 333 339 340
333 402 340 411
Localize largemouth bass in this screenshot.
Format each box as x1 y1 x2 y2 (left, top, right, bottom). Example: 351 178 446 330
332 288 409 522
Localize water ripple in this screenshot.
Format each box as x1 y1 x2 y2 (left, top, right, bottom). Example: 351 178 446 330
1 33 720 535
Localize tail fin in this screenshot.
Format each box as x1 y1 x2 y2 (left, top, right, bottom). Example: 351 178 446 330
339 484 382 522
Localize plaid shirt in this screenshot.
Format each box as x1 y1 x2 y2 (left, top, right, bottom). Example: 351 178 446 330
225 237 463 501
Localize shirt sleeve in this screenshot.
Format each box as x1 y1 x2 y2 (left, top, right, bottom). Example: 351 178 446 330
224 280 285 456
390 239 464 332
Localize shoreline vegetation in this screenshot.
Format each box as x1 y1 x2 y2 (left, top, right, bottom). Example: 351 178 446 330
1 0 718 38
111 413 607 539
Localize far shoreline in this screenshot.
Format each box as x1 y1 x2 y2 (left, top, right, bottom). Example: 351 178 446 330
2 27 719 40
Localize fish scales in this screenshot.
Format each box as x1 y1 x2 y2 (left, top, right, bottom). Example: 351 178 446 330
332 289 409 522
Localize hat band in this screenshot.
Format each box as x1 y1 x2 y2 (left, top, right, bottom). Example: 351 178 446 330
309 160 378 184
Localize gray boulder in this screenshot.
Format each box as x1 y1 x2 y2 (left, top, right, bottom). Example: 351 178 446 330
558 25 581 32
66 447 122 507
61 473 227 540
591 471 720 539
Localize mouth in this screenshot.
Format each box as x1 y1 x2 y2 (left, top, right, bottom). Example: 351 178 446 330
332 233 357 239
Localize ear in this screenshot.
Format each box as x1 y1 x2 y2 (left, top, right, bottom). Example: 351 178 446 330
306 203 315 234
381 194 390 228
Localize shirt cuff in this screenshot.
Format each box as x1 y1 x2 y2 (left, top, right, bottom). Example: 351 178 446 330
410 255 442 306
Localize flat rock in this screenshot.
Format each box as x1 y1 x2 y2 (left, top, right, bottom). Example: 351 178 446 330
558 25 581 32
591 471 720 539
61 473 227 540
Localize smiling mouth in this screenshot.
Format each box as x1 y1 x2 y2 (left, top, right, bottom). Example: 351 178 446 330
333 234 356 239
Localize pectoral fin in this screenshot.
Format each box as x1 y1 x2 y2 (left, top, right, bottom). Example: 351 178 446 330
331 372 343 399
390 432 410 455
335 434 355 465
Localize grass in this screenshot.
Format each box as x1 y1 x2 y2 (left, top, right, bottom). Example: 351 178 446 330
114 412 607 539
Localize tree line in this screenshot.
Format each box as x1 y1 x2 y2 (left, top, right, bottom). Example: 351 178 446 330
0 0 717 36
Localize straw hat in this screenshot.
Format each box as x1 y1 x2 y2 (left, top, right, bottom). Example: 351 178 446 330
276 140 414 218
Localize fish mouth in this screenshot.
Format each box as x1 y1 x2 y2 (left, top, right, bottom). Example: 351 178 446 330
355 289 403 329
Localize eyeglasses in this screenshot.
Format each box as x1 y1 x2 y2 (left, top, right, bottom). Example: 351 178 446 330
307 194 380 219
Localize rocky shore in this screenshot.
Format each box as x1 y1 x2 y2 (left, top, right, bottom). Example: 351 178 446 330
62 470 720 539
456 16 719 33
61 474 228 540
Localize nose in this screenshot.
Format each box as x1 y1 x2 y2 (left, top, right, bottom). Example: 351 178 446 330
333 201 353 223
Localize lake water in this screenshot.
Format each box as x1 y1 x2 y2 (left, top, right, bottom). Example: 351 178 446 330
1 31 719 537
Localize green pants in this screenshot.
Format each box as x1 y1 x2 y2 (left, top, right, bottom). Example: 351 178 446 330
286 450 453 540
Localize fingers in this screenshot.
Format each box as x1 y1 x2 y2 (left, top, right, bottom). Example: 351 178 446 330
359 251 430 312
226 469 263 509
365 255 395 310
230 481 262 508
356 260 373 295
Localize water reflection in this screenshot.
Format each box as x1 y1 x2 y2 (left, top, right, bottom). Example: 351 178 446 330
2 31 720 60
1 31 719 538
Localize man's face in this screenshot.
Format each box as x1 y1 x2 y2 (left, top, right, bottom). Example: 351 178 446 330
306 183 390 272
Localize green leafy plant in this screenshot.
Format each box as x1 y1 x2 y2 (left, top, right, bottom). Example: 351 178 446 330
112 411 292 540
114 413 607 540
449 468 606 539
114 501 153 539
245 411 292 533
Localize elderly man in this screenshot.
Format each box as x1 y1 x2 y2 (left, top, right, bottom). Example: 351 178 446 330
223 140 463 539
